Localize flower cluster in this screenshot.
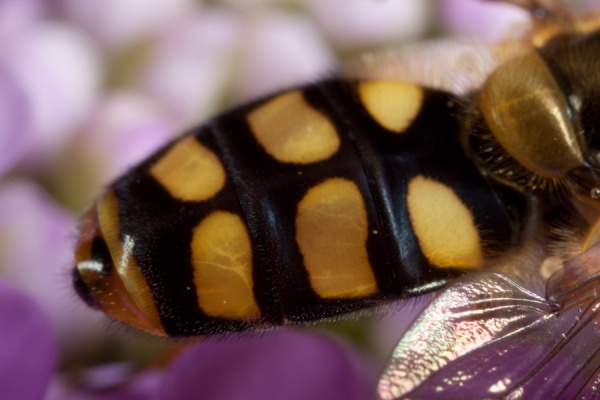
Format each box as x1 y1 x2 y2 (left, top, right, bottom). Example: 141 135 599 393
0 0 567 399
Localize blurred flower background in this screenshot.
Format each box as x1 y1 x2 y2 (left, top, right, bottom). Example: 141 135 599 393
0 0 596 399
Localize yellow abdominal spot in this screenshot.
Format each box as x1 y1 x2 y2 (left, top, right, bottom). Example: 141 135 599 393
150 136 226 202
358 81 423 133
296 178 378 298
247 90 340 164
191 211 261 319
406 175 483 269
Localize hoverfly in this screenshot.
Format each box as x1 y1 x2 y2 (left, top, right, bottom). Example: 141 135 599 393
72 0 600 397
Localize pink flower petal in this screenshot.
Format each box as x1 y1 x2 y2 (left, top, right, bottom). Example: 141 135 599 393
55 0 194 51
2 22 101 166
78 91 175 186
234 12 335 102
440 0 530 40
138 10 242 125
308 0 430 49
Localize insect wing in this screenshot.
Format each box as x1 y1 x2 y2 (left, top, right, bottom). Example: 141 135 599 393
377 246 600 399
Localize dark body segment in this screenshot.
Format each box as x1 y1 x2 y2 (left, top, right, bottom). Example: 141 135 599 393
99 79 529 336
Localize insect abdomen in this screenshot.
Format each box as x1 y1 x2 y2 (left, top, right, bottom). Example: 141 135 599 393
74 79 529 336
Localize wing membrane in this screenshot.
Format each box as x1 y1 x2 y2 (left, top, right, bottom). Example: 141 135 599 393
377 246 600 399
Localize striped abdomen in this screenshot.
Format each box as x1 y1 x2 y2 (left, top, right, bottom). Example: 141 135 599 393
73 79 528 336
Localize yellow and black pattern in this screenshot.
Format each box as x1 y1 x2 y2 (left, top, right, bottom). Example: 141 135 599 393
73 77 533 336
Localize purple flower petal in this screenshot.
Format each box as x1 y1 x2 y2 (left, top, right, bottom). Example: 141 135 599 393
158 332 375 400
0 279 58 400
0 63 31 176
0 180 104 343
0 0 45 44
46 364 163 400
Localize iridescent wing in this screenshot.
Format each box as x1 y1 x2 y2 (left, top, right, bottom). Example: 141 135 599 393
377 244 600 399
